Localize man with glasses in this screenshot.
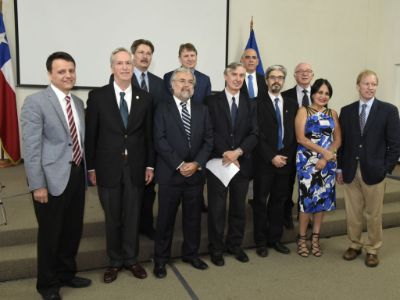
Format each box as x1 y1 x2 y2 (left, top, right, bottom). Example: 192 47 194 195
253 65 298 257
281 62 314 229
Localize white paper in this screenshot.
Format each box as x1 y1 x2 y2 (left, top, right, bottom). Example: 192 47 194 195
206 158 240 187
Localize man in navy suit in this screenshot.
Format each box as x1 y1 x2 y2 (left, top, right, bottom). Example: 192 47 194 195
153 67 213 278
206 62 258 266
281 62 314 229
337 70 400 267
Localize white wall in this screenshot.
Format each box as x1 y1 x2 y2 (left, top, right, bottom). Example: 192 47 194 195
2 0 400 134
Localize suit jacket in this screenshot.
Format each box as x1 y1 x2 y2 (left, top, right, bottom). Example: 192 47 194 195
240 73 268 101
338 99 400 185
254 92 298 175
164 69 212 104
85 83 154 187
154 97 213 185
21 86 86 196
205 90 258 178
109 71 167 108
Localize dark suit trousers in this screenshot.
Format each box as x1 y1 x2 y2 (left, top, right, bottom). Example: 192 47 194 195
253 169 290 246
284 169 297 219
207 170 249 254
33 164 85 294
98 163 143 268
140 182 155 232
154 183 202 264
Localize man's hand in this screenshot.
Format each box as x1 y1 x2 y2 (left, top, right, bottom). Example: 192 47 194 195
336 172 344 185
88 170 97 186
33 188 48 203
222 150 241 166
179 162 199 177
145 168 154 185
271 155 288 168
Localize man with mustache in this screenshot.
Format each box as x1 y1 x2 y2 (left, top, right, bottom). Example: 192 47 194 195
253 65 298 257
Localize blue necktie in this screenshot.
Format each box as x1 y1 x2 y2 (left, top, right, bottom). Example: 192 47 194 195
359 103 367 135
119 92 129 128
274 97 283 150
140 72 148 92
231 96 238 128
248 74 255 98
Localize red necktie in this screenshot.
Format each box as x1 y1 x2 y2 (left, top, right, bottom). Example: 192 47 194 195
65 96 82 165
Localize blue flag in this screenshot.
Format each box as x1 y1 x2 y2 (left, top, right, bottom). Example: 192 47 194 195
245 29 265 76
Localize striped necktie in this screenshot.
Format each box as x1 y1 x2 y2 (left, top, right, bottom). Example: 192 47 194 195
140 72 148 92
65 96 82 165
119 92 129 128
180 102 191 146
359 103 367 135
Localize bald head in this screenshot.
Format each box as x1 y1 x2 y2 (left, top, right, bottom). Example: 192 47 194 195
294 62 314 88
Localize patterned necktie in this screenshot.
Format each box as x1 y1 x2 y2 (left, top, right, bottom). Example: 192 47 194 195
119 92 129 128
248 74 255 98
180 102 191 145
302 89 309 107
140 72 148 92
359 103 367 135
65 96 82 165
231 96 238 128
274 97 284 150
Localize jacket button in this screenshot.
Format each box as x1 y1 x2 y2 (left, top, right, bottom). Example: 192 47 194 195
355 156 359 160
359 144 362 148
124 135 128 138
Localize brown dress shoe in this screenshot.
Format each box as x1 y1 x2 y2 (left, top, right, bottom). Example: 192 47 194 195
104 267 121 283
342 248 362 261
126 263 147 279
365 253 379 267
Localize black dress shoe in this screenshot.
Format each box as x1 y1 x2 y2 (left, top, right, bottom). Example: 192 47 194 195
61 276 91 288
283 215 295 230
228 249 249 263
256 247 268 257
41 292 61 300
153 263 167 278
182 257 208 270
270 242 290 254
210 252 225 266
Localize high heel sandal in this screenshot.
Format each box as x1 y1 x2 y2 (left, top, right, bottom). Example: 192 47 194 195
296 235 309 258
311 233 322 257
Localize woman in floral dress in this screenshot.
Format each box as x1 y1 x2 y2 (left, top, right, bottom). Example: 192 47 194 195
295 78 341 257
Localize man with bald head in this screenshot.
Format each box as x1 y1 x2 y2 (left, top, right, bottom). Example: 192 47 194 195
281 62 314 229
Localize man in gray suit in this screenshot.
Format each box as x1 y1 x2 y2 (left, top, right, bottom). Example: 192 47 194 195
21 52 90 300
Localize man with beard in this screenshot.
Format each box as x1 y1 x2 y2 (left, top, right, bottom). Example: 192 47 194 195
281 62 313 229
253 65 298 257
206 62 258 266
153 67 213 278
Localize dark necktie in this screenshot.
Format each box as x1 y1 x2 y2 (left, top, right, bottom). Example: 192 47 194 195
359 103 367 135
119 92 129 128
231 96 238 128
274 97 284 150
180 102 191 145
302 89 309 107
65 96 82 165
140 72 148 92
248 74 255 98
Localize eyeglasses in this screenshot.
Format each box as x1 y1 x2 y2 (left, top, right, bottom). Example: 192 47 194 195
268 76 285 81
0 183 7 226
295 70 313 75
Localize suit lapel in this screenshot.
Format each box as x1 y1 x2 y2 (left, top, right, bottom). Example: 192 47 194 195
107 85 126 130
265 93 278 123
46 87 70 134
219 91 233 129
362 100 379 136
168 99 188 141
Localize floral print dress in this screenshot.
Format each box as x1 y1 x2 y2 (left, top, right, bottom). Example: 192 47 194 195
296 107 336 213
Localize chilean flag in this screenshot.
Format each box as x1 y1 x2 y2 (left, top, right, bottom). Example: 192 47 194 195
0 13 20 164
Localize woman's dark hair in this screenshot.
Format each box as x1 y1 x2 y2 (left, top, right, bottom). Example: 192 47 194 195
310 78 333 100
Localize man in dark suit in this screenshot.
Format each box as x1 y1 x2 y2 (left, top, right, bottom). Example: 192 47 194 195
164 43 212 212
281 62 314 229
253 65 298 257
152 67 213 278
206 62 258 266
21 52 90 300
85 48 154 283
337 70 400 267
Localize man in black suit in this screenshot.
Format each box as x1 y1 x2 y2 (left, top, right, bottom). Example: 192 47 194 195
253 65 298 257
206 62 258 266
281 62 314 229
337 70 400 267
85 47 154 283
152 67 213 278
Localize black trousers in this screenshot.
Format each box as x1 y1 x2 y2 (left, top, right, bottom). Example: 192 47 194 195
207 171 249 254
154 183 202 264
253 170 290 246
33 164 85 295
140 182 155 233
283 170 297 219
98 163 143 267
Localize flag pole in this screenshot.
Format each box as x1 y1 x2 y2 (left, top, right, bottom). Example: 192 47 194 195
250 16 253 30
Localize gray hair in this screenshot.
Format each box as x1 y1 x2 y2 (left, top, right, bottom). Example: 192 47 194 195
170 67 196 87
265 65 287 79
224 62 244 75
110 47 132 66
